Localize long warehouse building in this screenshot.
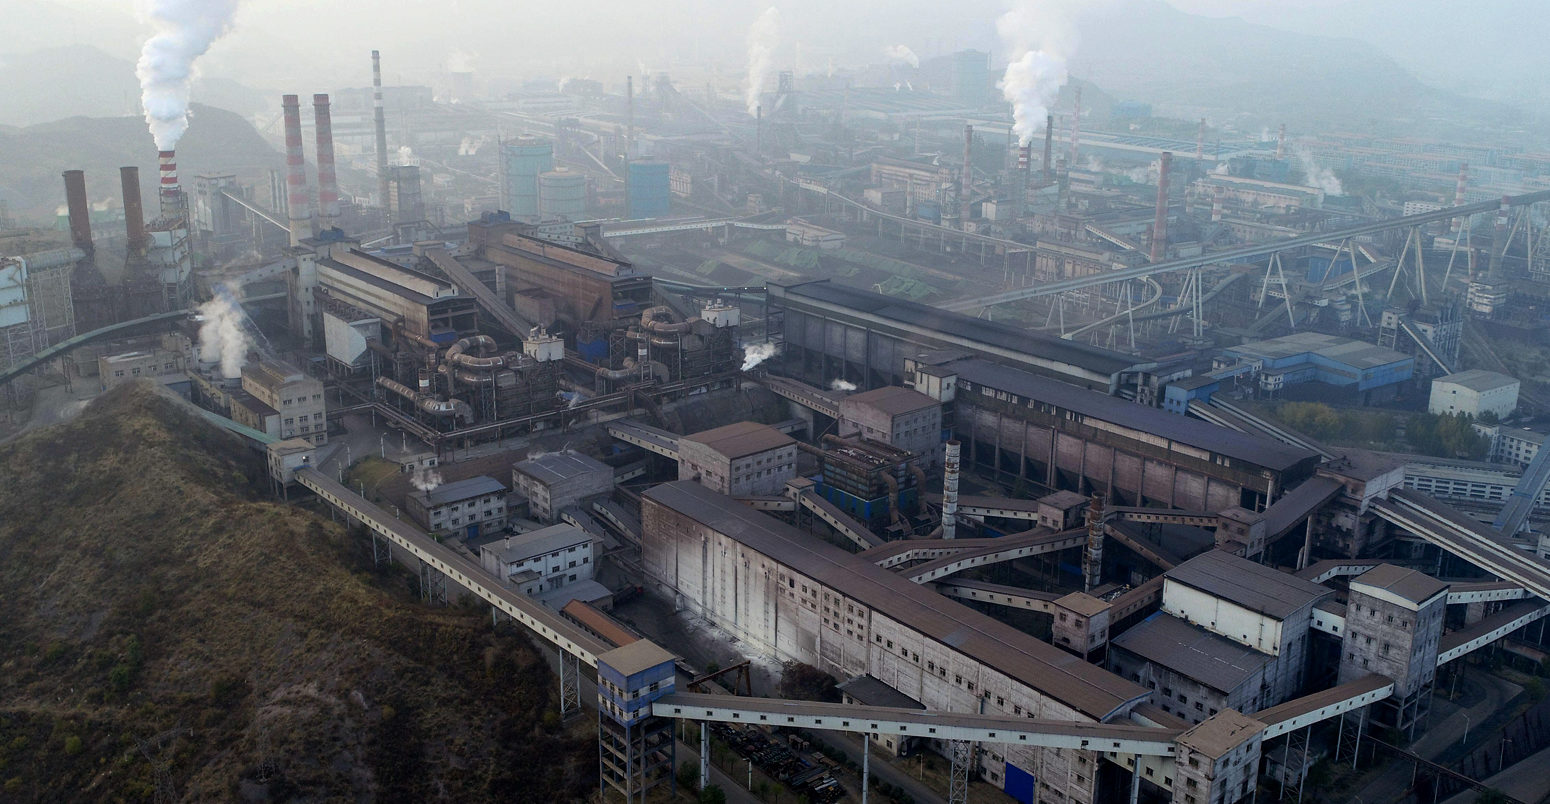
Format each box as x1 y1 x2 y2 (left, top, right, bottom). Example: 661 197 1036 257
641 480 1152 803
766 279 1155 397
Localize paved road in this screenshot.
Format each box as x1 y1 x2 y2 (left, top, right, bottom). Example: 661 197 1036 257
809 730 945 804
1439 743 1550 804
1350 667 1522 803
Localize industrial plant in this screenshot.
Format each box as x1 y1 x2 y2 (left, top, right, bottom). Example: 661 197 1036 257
8 4 1550 803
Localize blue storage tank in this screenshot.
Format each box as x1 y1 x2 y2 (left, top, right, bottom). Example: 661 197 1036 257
627 161 671 219
916 200 941 223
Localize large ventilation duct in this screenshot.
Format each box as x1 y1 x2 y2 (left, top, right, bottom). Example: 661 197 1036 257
313 94 340 232
377 376 472 419
282 94 312 247
445 334 506 369
62 170 93 256
640 306 693 334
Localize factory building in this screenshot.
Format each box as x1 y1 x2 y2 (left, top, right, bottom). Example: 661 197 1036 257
1477 424 1548 468
766 279 1148 395
406 475 508 539
478 522 594 596
1111 551 1332 724
1400 456 1550 513
641 481 1152 803
626 161 671 219
1336 565 1447 734
1215 333 1413 402
1428 369 1519 419
914 356 1320 512
838 385 943 468
501 138 554 218
97 343 187 391
241 359 328 445
677 421 798 496
816 435 923 533
313 247 478 343
512 450 614 522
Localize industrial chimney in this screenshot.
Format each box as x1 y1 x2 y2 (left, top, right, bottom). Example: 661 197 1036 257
1489 196 1510 280
62 170 93 256
755 104 763 155
121 166 148 260
282 94 312 247
1068 85 1082 165
372 50 391 218
1276 123 1286 161
313 93 340 232
158 150 183 219
941 440 961 539
1195 118 1206 160
1042 113 1054 181
626 76 635 161
1452 162 1470 235
1150 151 1172 263
1211 185 1224 223
960 124 973 228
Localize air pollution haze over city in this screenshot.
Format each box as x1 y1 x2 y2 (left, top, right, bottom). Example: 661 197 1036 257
5 1 1550 802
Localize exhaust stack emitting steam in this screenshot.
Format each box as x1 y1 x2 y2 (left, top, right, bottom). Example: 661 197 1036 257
829 379 858 392
196 293 250 379
409 465 443 493
997 1 1075 147
884 45 919 68
744 7 780 117
135 0 241 150
1294 147 1343 196
740 342 778 371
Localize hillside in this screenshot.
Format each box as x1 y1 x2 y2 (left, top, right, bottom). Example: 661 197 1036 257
0 102 280 225
0 383 594 802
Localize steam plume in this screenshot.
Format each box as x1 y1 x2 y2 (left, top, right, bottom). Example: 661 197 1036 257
997 1 1076 146
195 293 250 379
740 342 778 371
829 379 858 392
135 0 240 150
744 7 780 117
884 45 919 68
410 465 443 492
1294 147 1343 196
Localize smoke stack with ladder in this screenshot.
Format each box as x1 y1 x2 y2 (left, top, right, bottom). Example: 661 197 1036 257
1150 152 1172 263
282 94 312 247
158 150 183 219
1452 163 1469 235
313 93 340 233
62 170 93 257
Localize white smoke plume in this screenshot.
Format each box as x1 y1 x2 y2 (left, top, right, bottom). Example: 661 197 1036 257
884 45 919 68
446 50 477 74
740 342 779 371
409 465 443 492
829 379 858 392
195 293 250 379
744 7 780 117
397 145 419 166
1294 147 1343 196
1211 162 1230 175
134 0 240 150
997 1 1076 147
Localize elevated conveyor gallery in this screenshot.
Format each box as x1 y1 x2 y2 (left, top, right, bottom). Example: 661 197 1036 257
1372 489 1550 601
1494 442 1550 536
424 247 533 337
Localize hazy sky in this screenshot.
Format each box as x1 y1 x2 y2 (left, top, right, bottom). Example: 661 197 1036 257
10 0 1547 108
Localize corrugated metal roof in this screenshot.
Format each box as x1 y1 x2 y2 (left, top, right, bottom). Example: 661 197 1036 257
837 675 925 710
1112 613 1272 695
642 481 1149 721
948 358 1318 472
1351 564 1448 606
1164 550 1331 621
841 386 938 417
513 451 611 485
413 475 507 507
681 421 794 460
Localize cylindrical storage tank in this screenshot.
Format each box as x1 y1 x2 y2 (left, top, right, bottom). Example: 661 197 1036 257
626 160 671 219
538 169 586 219
501 138 553 218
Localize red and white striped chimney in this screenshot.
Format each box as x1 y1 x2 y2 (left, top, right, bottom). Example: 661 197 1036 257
1276 123 1286 160
282 94 312 247
158 150 183 218
1452 162 1470 234
1211 185 1224 223
313 93 340 232
1150 152 1171 263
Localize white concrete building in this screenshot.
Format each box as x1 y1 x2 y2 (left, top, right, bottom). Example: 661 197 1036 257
480 523 594 594
677 421 798 497
1429 370 1519 419
241 359 328 445
406 476 508 538
512 450 614 522
838 386 943 468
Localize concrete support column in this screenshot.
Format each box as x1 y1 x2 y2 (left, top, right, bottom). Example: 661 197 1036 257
862 733 870 804
700 720 709 791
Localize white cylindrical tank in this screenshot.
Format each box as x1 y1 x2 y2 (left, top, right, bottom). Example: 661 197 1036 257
538 169 587 219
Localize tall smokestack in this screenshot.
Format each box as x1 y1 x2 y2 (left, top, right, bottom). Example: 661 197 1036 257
1195 118 1206 160
942 440 961 539
158 150 182 218
1276 123 1286 160
626 76 635 161
313 93 340 232
960 124 973 228
282 94 312 247
1083 495 1104 592
1043 113 1054 181
1452 162 1470 235
373 50 391 217
121 166 147 260
62 170 93 256
1151 152 1172 262
1211 184 1224 223
1490 196 1510 280
1068 86 1082 165
755 104 763 154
